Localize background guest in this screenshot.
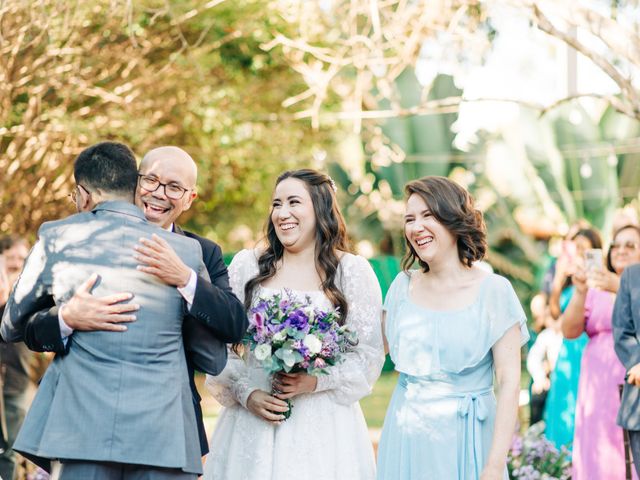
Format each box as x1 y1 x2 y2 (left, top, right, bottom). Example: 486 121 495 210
526 293 562 425
544 227 602 450
0 235 41 480
562 225 640 479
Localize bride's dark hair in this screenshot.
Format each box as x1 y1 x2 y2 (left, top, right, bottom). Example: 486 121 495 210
244 169 351 323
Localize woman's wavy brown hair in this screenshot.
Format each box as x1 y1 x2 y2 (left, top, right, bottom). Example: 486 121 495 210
243 169 351 323
401 176 487 272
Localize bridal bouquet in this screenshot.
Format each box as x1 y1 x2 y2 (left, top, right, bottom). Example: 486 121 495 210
243 290 357 418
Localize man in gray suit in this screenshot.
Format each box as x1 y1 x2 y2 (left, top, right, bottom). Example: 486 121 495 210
613 262 640 476
1 142 204 479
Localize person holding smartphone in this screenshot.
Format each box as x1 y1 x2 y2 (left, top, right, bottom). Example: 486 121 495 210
562 225 640 480
544 227 601 451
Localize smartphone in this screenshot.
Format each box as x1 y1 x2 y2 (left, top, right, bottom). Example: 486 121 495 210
585 248 603 272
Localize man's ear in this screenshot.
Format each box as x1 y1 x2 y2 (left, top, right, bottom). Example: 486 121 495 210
79 188 94 212
183 190 197 211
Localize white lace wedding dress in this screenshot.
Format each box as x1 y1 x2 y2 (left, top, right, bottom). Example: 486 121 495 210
203 248 384 480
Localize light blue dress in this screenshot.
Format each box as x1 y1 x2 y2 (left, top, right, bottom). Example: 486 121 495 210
377 272 529 480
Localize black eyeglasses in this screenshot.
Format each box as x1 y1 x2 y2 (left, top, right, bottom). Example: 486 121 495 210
611 241 639 252
137 174 191 200
68 185 90 204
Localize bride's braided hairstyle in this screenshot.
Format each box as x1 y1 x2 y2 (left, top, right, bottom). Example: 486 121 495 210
244 169 351 324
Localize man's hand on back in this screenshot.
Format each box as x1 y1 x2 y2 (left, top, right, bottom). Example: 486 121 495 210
134 234 191 288
60 273 139 332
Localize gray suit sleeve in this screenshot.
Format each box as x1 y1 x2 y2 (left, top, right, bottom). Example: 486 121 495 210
196 259 210 283
1 237 51 343
613 268 640 370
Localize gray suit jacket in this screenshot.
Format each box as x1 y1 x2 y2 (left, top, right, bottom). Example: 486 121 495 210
1 201 205 474
613 263 640 431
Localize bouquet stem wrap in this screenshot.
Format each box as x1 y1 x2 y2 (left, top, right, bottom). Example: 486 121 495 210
271 380 293 420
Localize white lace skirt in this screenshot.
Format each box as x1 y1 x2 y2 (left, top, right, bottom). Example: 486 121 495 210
203 390 376 480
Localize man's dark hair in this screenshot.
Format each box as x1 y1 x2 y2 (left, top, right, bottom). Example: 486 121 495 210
74 142 138 197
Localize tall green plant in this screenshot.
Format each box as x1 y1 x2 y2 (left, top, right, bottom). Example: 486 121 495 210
332 73 640 303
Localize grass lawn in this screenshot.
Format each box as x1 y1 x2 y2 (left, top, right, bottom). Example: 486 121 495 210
361 372 397 429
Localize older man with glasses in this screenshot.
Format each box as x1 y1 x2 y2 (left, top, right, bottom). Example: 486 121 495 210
21 146 247 461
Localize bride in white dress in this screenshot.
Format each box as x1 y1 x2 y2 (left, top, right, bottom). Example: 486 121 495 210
203 169 384 480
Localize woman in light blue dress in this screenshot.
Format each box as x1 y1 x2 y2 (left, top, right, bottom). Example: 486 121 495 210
377 176 529 480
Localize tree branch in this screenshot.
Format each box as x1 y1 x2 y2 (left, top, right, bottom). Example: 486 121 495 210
530 2 640 119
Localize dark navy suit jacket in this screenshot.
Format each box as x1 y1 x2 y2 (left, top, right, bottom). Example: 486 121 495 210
613 263 640 431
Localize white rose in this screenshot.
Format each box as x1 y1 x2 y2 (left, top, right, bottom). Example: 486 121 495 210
303 334 322 354
254 344 272 361
273 330 287 342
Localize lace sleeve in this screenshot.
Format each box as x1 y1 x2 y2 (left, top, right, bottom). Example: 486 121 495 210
315 254 385 405
205 249 259 408
227 249 256 304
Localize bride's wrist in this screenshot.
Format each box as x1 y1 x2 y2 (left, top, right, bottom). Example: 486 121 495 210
240 388 260 409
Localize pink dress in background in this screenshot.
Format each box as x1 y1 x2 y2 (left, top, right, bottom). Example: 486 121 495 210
572 289 637 480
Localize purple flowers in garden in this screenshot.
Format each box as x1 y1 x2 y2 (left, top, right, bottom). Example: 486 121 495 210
508 422 571 480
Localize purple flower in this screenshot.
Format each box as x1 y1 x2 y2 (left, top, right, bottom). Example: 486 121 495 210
508 424 571 480
287 309 309 330
267 322 284 334
321 335 338 356
279 299 291 311
513 465 540 480
252 299 269 314
510 435 523 457
292 340 310 358
320 345 333 357
314 358 327 369
318 320 331 332
250 311 264 329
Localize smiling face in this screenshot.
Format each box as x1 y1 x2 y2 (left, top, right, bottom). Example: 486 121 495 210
270 177 317 254
404 193 457 266
135 147 197 229
610 227 640 274
2 242 28 285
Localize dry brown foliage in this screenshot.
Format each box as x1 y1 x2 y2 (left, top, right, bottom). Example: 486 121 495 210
0 0 195 235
